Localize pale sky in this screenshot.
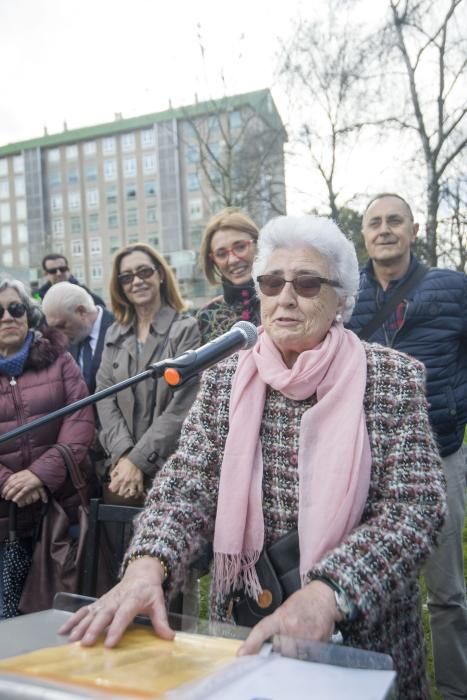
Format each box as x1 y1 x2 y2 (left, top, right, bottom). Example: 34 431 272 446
0 0 418 215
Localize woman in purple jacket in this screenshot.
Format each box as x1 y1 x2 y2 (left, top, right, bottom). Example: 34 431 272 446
0 278 95 618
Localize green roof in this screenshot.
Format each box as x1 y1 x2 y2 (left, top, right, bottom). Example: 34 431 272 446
0 88 285 157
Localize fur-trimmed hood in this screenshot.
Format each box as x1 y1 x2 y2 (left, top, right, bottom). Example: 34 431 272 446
24 327 70 371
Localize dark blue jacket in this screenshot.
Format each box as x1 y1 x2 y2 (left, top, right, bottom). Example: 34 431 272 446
347 255 467 457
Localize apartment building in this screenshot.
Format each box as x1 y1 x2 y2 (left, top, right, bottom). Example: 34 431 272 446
0 89 287 307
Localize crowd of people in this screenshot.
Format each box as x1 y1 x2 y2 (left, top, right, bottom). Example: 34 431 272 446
0 199 465 699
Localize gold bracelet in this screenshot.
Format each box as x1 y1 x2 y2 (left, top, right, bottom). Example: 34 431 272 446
125 553 169 582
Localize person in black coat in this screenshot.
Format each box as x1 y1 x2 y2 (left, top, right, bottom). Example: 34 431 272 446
41 282 114 393
36 254 106 308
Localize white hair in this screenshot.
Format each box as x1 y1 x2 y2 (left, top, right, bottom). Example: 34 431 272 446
42 282 96 315
0 276 43 328
252 215 359 321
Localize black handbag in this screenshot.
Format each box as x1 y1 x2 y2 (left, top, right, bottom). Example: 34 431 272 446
229 530 301 628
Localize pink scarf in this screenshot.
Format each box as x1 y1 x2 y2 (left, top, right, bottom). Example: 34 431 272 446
213 324 371 599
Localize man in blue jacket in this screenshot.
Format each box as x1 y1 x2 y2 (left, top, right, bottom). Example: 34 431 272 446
347 193 467 700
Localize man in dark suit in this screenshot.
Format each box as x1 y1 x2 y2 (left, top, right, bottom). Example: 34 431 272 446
37 253 106 309
42 281 114 393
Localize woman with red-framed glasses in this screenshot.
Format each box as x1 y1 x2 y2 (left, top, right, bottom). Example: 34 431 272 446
196 208 261 343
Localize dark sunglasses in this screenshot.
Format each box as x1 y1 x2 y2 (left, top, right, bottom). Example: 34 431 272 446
46 265 69 275
0 302 27 320
257 274 341 298
118 265 157 286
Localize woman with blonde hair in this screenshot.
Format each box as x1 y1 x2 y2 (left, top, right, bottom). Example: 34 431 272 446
196 208 261 342
96 243 201 505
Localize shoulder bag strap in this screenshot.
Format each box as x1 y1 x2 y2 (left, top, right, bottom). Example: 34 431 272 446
55 443 89 511
357 264 429 341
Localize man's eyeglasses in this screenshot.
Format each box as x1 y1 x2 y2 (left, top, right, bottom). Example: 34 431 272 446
0 302 27 320
118 266 157 287
257 274 341 298
209 239 255 264
46 266 69 275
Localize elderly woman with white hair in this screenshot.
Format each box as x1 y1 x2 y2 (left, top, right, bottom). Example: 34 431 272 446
61 216 445 699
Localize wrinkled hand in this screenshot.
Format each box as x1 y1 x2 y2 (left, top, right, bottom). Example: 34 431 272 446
238 580 341 657
59 557 172 648
109 457 144 499
1 470 46 505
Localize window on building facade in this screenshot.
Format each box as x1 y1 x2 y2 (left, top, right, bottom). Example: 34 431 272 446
126 183 137 200
127 208 138 226
19 247 29 266
84 142 96 156
102 137 116 155
68 191 81 209
49 171 62 188
85 164 97 181
51 196 63 213
13 155 24 173
1 225 12 246
146 206 157 223
208 142 221 159
121 133 135 151
52 218 64 236
123 157 137 178
90 237 102 255
0 160 8 176
141 129 155 148
148 234 159 248
0 203 11 222
88 213 99 231
53 242 65 255
68 166 79 185
144 180 156 197
48 149 60 164
66 145 78 160
189 199 202 220
91 264 103 279
187 173 200 191
0 180 9 199
108 211 119 228
128 233 140 243
106 185 117 204
71 217 81 234
17 224 28 244
16 200 26 220
143 154 157 173
74 265 85 282
14 176 25 197
109 236 121 254
2 250 13 267
104 159 117 181
187 146 200 163
86 189 99 208
71 239 83 256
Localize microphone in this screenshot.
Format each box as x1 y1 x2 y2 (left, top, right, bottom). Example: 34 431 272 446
163 320 258 387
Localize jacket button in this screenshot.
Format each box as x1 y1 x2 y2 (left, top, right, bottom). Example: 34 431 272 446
290 453 298 465
113 362 119 369
148 452 158 463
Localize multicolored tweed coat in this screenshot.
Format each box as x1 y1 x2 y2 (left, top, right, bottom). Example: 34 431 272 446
124 341 446 699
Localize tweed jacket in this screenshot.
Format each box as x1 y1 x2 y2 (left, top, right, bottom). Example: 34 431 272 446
125 340 446 699
0 329 95 540
95 304 201 478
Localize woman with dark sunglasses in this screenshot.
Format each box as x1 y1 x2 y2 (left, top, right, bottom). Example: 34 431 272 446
0 278 95 618
61 217 445 699
95 243 200 506
196 208 260 343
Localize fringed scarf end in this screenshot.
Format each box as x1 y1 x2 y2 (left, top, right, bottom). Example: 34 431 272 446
213 551 263 600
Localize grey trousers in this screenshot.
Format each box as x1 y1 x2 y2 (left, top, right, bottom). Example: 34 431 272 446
424 443 467 700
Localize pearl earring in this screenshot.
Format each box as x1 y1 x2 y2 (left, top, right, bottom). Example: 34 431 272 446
335 312 343 323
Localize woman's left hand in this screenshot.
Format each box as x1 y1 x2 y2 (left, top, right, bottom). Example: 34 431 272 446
109 457 144 499
238 580 341 657
1 470 45 504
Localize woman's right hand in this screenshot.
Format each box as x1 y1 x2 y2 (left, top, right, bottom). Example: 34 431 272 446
58 556 174 648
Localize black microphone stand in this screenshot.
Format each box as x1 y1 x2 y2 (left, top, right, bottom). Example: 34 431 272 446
0 358 171 446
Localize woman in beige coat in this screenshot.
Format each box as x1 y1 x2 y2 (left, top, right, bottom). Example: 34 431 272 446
96 243 201 505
